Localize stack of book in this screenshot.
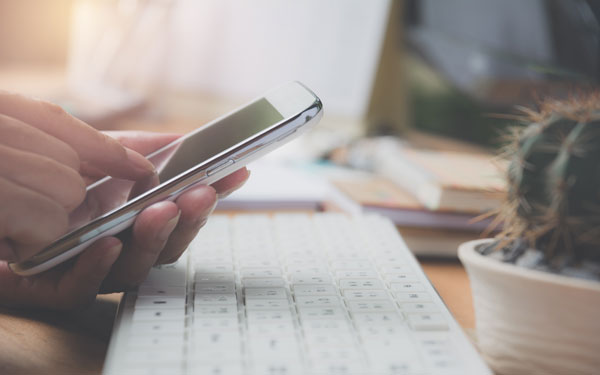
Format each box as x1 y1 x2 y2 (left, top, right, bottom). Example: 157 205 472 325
329 142 506 257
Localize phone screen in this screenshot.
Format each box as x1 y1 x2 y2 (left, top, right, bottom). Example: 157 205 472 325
68 98 284 234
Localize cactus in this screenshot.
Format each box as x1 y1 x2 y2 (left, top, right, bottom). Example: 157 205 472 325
489 93 600 270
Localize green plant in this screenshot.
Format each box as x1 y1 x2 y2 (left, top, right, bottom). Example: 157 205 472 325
485 93 600 272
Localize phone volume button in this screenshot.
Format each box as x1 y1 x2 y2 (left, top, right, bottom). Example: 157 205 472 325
206 159 235 176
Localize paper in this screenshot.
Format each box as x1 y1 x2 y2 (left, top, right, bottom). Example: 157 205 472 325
217 161 331 210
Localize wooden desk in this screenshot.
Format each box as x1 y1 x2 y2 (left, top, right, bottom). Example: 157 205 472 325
0 255 474 375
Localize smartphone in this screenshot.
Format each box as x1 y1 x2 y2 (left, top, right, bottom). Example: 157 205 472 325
9 81 323 276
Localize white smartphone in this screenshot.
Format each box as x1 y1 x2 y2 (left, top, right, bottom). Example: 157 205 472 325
9 81 323 276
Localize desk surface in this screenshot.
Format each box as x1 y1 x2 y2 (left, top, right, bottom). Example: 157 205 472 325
0 256 474 375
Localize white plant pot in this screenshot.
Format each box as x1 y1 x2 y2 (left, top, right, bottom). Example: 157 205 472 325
458 239 600 375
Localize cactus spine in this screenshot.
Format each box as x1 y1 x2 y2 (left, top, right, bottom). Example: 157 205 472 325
497 94 600 267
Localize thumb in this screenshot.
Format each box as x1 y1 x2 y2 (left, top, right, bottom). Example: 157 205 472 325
54 237 122 309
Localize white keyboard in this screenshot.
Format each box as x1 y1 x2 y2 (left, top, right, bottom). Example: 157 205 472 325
103 213 491 375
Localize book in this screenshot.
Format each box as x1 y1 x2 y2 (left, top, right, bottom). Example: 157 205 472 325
398 226 483 258
330 176 495 232
361 140 506 213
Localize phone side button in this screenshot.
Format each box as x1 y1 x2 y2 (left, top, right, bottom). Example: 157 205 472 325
206 159 235 176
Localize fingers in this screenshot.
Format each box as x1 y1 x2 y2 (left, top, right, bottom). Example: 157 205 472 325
156 185 217 264
0 145 86 212
146 168 249 265
211 167 250 198
0 237 121 309
53 237 122 309
101 201 181 291
0 114 80 171
104 131 181 156
0 240 16 263
0 91 155 180
0 177 68 261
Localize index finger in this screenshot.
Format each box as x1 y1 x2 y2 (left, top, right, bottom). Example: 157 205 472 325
0 91 155 180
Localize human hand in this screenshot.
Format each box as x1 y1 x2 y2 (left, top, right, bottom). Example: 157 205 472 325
0 91 156 263
0 93 249 309
97 131 249 293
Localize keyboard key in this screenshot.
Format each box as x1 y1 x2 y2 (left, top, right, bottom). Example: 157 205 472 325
248 336 301 360
389 282 427 292
364 338 425 374
240 267 282 278
407 313 449 331
379 264 412 275
132 308 185 322
295 295 342 308
357 324 408 339
298 307 347 320
393 292 432 302
286 266 329 275
238 259 279 268
370 358 424 375
307 347 363 364
119 364 184 375
253 362 304 375
351 312 403 326
289 274 332 285
301 319 353 334
339 278 384 290
195 282 235 294
384 273 419 283
247 310 293 325
303 331 355 348
189 363 243 375
245 287 287 300
346 300 396 313
399 302 439 313
194 256 234 264
194 263 234 273
311 361 366 375
195 272 235 283
245 299 290 310
247 322 296 337
144 264 187 287
192 330 241 349
127 334 184 349
130 320 185 335
334 270 378 279
188 348 244 364
124 348 184 365
293 284 337 296
137 285 185 297
342 289 388 300
241 277 286 287
193 317 239 332
330 260 373 270
194 305 238 318
134 296 185 310
194 293 237 306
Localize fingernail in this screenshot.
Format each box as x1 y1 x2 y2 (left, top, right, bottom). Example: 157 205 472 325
158 211 181 242
217 191 232 200
193 217 208 230
208 199 218 215
126 148 156 175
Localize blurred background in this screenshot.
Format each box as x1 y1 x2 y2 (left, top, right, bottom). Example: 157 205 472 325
1 0 598 150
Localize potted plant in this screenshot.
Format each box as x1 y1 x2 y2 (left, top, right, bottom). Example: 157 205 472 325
458 94 600 375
